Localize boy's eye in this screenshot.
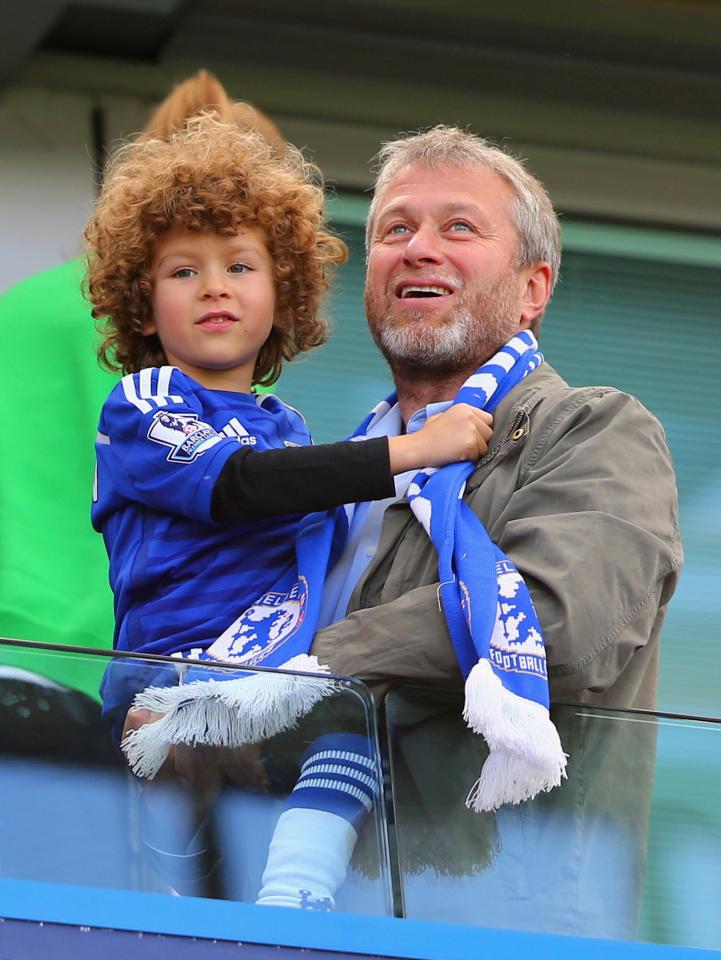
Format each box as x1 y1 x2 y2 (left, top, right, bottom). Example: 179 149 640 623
228 262 250 274
171 267 196 279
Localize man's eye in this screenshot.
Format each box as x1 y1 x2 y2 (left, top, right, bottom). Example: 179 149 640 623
229 262 250 273
171 267 196 279
449 221 472 233
387 224 409 236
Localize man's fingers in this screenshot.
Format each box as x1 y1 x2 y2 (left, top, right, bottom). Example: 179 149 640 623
122 706 166 739
221 743 272 791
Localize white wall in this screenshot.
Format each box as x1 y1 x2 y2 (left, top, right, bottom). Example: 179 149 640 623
0 87 97 292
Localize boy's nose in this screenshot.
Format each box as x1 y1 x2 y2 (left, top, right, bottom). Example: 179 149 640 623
201 269 231 298
402 224 444 266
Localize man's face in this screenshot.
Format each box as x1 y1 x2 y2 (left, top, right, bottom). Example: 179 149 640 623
365 162 531 373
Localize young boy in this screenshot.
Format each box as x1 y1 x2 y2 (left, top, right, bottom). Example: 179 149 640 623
86 115 491 907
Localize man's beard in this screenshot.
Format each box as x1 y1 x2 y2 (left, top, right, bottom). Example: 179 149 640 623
365 269 521 374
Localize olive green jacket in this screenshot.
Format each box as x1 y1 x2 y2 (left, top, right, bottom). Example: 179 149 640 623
312 364 683 710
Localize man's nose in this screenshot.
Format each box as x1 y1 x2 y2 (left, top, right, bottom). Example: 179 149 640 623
402 224 444 266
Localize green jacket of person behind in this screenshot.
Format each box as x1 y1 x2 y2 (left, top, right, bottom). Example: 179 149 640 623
0 258 117 698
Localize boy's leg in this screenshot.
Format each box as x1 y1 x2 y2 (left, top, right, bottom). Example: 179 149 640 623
256 732 378 910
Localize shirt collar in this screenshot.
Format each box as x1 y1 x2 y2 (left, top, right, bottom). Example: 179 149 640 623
406 400 452 434
369 399 453 438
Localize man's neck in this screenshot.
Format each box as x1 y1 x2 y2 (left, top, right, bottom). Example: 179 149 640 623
394 368 475 427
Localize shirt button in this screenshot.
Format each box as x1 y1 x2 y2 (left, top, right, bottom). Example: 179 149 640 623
365 546 376 559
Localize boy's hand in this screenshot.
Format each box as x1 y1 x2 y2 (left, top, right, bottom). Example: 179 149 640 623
388 403 493 473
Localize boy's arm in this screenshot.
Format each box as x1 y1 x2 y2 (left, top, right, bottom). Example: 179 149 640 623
98 368 491 525
99 374 397 524
211 404 493 522
211 438 394 521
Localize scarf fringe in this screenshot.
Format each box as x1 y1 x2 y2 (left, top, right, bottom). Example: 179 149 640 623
122 655 337 780
463 659 567 812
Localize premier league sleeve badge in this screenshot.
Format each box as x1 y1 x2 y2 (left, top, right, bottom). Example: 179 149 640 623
147 410 223 463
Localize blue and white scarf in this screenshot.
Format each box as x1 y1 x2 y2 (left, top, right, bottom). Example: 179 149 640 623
125 332 566 810
402 331 566 810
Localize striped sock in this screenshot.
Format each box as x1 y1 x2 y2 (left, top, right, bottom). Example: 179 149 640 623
256 733 378 910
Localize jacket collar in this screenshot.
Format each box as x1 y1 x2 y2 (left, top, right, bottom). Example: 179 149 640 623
466 363 567 491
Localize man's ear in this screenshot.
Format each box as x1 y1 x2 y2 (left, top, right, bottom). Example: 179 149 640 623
519 262 552 330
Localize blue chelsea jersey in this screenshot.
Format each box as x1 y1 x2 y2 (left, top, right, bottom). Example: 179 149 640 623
92 366 311 666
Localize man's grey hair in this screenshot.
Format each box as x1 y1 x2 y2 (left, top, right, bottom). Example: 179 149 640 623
366 125 561 293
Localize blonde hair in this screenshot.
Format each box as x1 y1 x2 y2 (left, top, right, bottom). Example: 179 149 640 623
85 114 346 385
142 69 285 152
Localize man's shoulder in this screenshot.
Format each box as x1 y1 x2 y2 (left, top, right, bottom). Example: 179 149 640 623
510 363 664 437
509 362 632 408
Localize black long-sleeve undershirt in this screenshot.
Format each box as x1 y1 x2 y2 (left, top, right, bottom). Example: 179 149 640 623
210 436 395 522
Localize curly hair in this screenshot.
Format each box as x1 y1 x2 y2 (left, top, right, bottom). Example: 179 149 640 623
85 113 347 385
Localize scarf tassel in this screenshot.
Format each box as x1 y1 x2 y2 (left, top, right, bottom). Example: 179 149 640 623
122 655 337 780
463 659 568 812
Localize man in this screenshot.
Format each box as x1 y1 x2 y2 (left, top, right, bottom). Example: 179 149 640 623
291 127 681 927
312 125 682 712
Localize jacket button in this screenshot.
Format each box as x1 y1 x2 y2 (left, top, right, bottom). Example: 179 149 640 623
511 427 526 441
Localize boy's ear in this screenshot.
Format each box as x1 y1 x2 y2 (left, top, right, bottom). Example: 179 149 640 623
142 319 157 336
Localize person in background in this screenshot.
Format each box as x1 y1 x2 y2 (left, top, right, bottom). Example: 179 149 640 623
143 69 285 151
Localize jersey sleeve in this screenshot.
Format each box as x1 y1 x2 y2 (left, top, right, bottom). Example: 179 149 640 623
93 367 396 529
211 437 394 521
93 367 241 526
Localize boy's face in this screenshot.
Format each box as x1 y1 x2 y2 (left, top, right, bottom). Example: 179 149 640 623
146 227 276 392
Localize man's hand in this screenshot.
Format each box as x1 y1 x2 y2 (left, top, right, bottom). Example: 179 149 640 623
388 403 493 472
121 706 273 800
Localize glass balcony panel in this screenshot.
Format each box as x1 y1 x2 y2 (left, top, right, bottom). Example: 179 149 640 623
384 685 721 950
0 639 393 917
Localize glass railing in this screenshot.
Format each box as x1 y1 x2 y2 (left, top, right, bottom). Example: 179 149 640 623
383 685 721 951
0 638 393 917
3 638 720 953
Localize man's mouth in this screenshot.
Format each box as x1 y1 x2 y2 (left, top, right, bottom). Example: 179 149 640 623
396 283 453 300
